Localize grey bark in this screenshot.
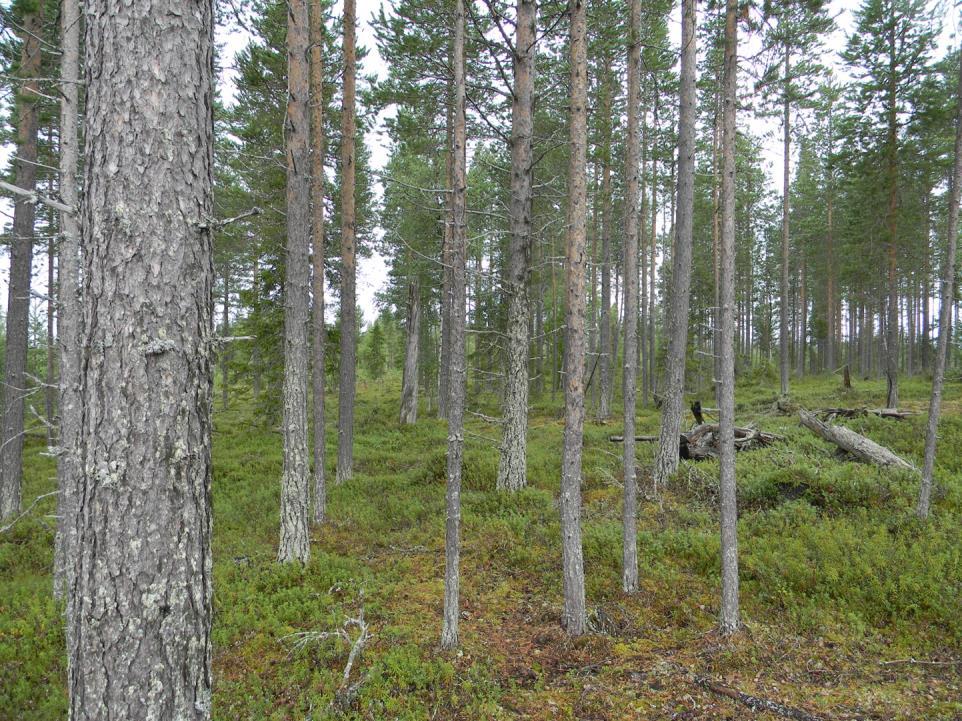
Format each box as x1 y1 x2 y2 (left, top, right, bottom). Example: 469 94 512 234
336 0 358 483
598 72 613 421
718 0 740 635
310 0 327 524
621 0 641 595
496 0 536 492
278 0 312 564
441 0 467 651
779 48 791 398
0 5 42 521
67 0 215 716
221 268 230 410
53 0 82 601
399 278 420 425
438 102 454 420
799 411 917 472
653 0 696 491
560 0 588 637
918 50 962 519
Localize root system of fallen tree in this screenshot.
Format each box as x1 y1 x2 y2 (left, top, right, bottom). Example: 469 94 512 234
798 410 918 472
609 423 782 460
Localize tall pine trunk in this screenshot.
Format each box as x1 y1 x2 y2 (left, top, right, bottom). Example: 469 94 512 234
278 0 312 564
0 4 43 521
884 14 899 408
560 0 588 636
621 0 642 595
918 50 962 519
718 0 740 634
310 0 327 524
441 0 467 650
336 0 358 482
68 0 215 715
653 0 696 490
497 0 536 492
400 278 420 425
779 47 791 397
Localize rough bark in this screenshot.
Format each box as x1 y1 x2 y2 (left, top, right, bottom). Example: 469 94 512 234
438 101 454 419
621 0 641 595
336 0 358 483
779 47 791 398
653 0 696 491
46 223 56 446
68 0 215 716
884 11 899 409
598 68 613 421
278 0 312 564
399 278 420 425
53 0 82 600
918 50 962 519
0 4 43 521
718 0 740 635
441 0 467 651
221 268 230 410
560 0 588 637
310 0 327 524
799 411 917 472
496 0 536 492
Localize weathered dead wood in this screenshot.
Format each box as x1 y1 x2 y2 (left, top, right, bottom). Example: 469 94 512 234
818 407 917 422
609 424 782 460
693 674 826 721
799 410 918 472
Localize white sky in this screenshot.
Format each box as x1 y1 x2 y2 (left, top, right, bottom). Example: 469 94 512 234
0 0 959 332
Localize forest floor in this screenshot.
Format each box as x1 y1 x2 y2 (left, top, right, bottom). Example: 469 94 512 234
2 371 961 720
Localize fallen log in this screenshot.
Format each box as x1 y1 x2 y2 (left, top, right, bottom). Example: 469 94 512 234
609 424 782 460
798 410 918 472
817 407 918 422
692 674 826 721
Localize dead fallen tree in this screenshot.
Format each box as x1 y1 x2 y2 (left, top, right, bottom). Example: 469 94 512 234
799 410 918 472
692 674 826 721
610 423 782 460
817 407 917 422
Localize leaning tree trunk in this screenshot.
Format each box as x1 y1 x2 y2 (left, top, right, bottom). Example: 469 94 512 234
53 0 82 601
496 0 536 492
68 0 215 717
559 0 588 637
0 5 43 521
277 0 312 564
918 50 962 519
336 0 358 483
621 0 641 596
653 0 696 491
718 0 740 635
779 47 791 398
441 0 467 651
310 0 327 524
399 278 420 425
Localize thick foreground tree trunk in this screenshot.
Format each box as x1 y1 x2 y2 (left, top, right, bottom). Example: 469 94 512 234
560 0 588 637
0 5 43 521
621 0 641 595
441 0 467 651
653 0 696 490
310 0 327 524
53 0 82 600
497 0 536 492
68 0 215 717
278 0 312 564
718 0 740 635
918 51 962 519
336 0 358 483
399 278 420 425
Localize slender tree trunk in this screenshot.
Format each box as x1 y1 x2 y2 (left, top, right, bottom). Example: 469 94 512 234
919 51 962 519
497 0 536 492
718 0 740 634
310 0 327 524
884 17 899 408
46 227 56 447
68 0 215 715
559 0 588 637
779 47 791 397
400 278 421 425
278 0 312 564
796 261 806 376
221 268 230 410
599 68 613 420
649 96 658 399
621 0 641 594
653 0 696 490
438 102 454 419
0 4 43 521
336 0 358 482
441 0 467 650
53 0 82 601
826 167 835 371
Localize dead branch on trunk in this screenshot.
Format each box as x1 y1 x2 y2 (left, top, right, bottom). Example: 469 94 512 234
799 410 918 472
